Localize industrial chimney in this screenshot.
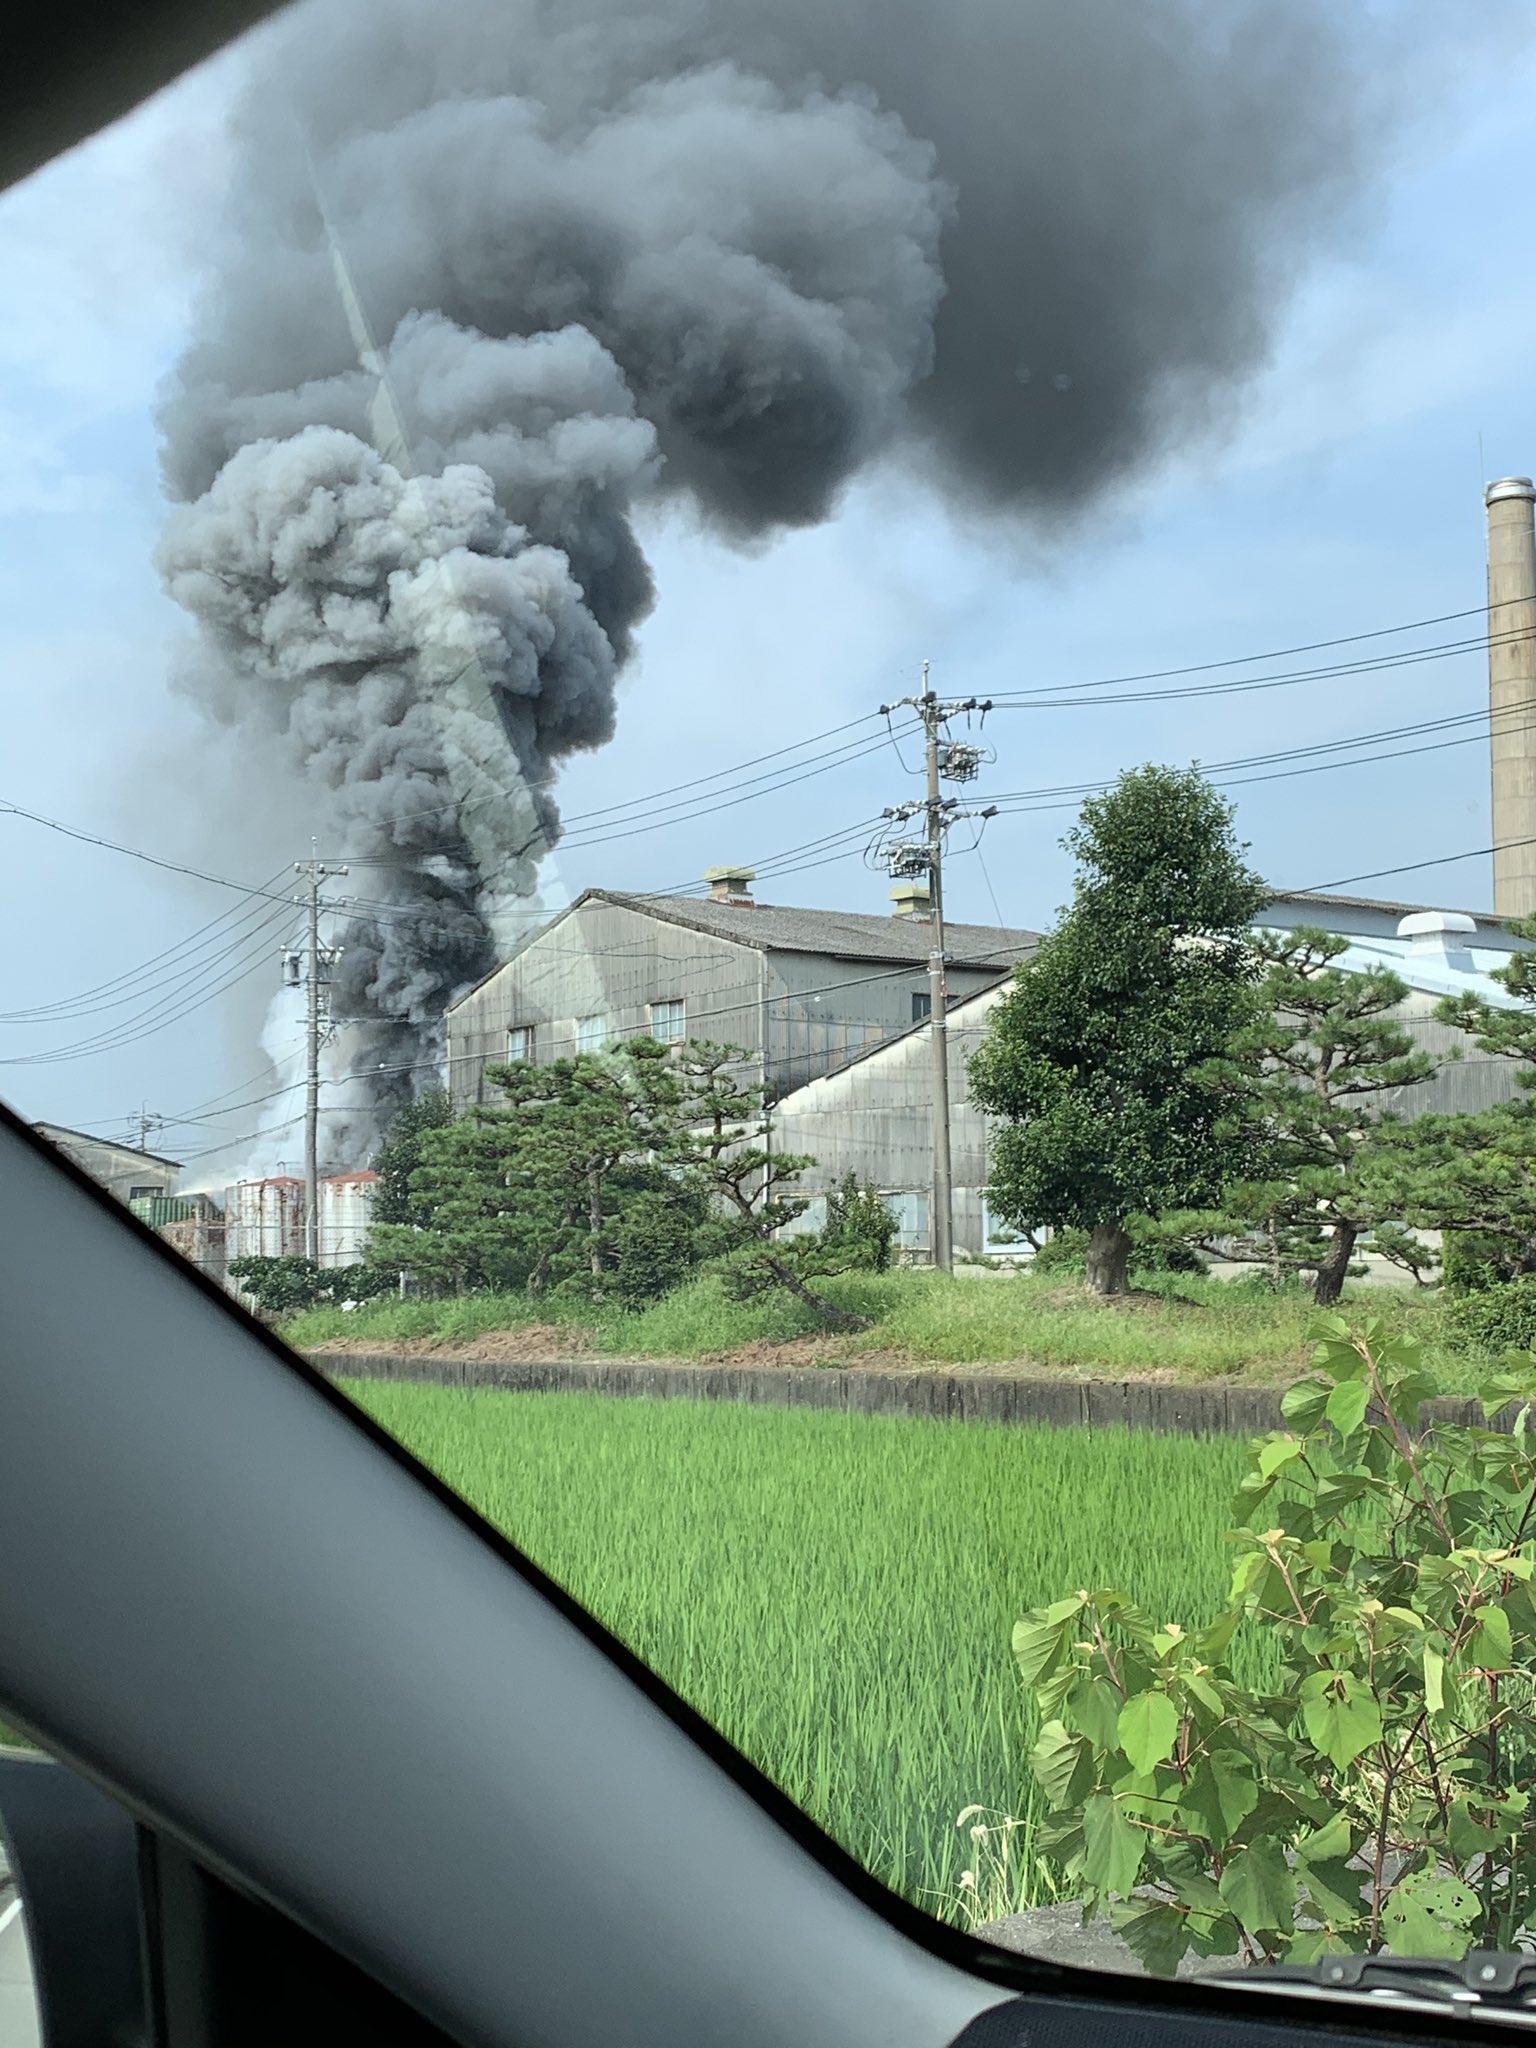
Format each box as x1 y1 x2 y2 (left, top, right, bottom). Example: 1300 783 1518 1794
1487 476 1536 917
703 865 756 906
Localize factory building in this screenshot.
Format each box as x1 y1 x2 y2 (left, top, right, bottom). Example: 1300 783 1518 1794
222 1171 380 1269
443 868 1039 1110
32 1122 181 1207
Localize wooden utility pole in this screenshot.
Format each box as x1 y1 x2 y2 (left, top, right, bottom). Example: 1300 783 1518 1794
294 844 348 1263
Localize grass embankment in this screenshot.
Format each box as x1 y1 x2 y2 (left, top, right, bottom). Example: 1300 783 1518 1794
345 1379 1274 1921
293 1267 1471 1386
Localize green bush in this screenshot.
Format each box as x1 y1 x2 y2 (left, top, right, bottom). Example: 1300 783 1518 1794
1443 1231 1521 1294
1010 1316 1536 1975
821 1174 897 1272
228 1255 395 1316
1448 1274 1536 1356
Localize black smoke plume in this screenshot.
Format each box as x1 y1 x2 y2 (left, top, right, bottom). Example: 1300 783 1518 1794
156 0 1372 1165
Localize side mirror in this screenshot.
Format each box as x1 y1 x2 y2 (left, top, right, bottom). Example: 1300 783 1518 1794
0 1748 148 2047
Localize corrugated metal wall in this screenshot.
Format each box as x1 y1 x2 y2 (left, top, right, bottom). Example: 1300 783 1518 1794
445 899 764 1106
443 897 1014 1108
767 984 1530 1260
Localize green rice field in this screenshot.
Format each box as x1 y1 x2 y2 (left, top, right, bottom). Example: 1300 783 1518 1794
343 1379 1282 1924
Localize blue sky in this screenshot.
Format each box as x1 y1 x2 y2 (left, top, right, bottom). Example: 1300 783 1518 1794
3 10 1536 1176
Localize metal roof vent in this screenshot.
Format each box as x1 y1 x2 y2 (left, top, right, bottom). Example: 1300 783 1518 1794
890 881 932 919
704 865 756 905
1397 910 1477 972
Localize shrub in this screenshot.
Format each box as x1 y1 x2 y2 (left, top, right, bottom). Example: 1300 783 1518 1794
1448 1275 1536 1357
1443 1231 1521 1295
229 1255 395 1316
1010 1317 1536 1975
821 1174 897 1272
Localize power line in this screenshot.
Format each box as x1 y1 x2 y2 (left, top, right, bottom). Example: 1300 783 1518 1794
982 604 1494 702
1294 837 1536 898
0 906 294 1067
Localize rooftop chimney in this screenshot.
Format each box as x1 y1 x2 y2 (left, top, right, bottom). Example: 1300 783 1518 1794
890 881 932 919
1486 476 1536 917
704 865 755 905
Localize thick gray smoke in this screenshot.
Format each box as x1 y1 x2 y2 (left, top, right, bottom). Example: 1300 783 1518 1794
156 0 1373 1166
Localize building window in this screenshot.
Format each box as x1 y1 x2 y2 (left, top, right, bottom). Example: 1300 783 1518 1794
128 1183 164 1201
650 998 685 1044
911 991 932 1022
575 1014 607 1055
507 1024 534 1063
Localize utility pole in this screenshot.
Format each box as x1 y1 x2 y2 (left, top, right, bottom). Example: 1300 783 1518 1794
876 669 994 1273
292 843 349 1263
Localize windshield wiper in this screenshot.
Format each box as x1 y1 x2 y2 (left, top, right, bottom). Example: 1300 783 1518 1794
1206 1954 1536 2029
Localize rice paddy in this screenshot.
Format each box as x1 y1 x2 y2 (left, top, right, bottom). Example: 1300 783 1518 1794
342 1379 1282 1924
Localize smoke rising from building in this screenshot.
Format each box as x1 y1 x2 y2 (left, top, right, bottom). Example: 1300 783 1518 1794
156 0 1375 1166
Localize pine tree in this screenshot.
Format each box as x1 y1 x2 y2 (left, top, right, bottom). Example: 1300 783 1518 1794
369 1087 456 1226
1357 915 1536 1282
1193 928 1439 1305
968 765 1268 1295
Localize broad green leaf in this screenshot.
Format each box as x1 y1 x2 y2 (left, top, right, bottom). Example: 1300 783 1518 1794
1380 1874 1479 1959
1258 1438 1304 1481
1029 1720 1096 1811
1299 1670 1383 1773
1218 1838 1296 1935
1068 1674 1122 1752
1036 1658 1078 1722
1179 1752 1258 1845
1281 1379 1331 1431
1447 1799 1503 1863
1108 1900 1186 1978
1300 1858 1364 1927
1081 1792 1144 1899
1012 1616 1069 1687
1196 1607 1242 1662
1295 1812 1354 1866
1324 1378 1371 1438
1117 1690 1180 1774
1287 1928 1363 1964
1468 1604 1513 1670
1183 1670 1225 1719
1043 1593 1089 1626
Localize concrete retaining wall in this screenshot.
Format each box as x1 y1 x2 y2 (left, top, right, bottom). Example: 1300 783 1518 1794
309 1351 1507 1438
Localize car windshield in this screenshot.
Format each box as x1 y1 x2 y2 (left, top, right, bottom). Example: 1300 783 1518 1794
7 0 1536 2008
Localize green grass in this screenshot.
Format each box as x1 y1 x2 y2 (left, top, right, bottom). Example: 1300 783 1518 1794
343 1379 1280 1922
291 1266 1474 1387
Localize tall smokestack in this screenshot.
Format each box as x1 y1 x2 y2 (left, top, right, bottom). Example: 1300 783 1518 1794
1487 476 1536 918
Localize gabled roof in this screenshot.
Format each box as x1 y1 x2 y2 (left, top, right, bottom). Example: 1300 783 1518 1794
447 888 1039 1012
587 890 1038 967
1271 888 1505 929
32 1121 183 1170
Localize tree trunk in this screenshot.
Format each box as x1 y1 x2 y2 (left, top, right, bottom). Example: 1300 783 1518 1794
764 1255 873 1332
1086 1221 1132 1297
1312 1220 1358 1307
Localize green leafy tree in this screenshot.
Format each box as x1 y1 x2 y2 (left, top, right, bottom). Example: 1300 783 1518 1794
1008 1319 1536 1976
369 1087 456 1226
968 766 1268 1295
1192 929 1440 1306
